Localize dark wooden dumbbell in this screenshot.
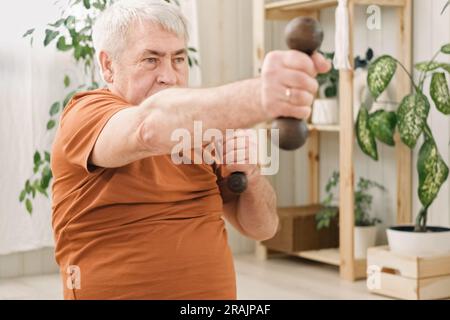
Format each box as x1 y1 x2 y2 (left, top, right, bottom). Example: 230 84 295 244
227 17 324 193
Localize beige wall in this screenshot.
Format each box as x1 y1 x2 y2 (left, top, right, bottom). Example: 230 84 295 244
197 0 256 254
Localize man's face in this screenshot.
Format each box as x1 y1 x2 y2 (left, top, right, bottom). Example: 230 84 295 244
108 21 189 105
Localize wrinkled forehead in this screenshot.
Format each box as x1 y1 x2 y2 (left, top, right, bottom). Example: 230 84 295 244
125 19 187 52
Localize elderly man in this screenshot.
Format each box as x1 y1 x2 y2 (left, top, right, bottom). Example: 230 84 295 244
51 0 330 300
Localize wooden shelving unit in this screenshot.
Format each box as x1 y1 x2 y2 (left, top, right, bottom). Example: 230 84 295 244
253 0 413 281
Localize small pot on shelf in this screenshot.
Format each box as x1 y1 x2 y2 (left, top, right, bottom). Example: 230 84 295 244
354 225 377 259
311 98 339 125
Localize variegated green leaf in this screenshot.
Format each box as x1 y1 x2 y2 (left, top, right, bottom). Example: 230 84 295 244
368 110 397 146
441 43 450 54
397 93 430 148
430 72 450 115
367 55 397 100
417 139 449 208
414 61 442 72
356 108 378 161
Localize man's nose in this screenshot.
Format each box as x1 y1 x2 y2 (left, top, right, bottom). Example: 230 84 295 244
156 60 177 86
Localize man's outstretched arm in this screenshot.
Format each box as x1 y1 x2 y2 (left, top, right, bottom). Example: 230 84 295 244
90 50 329 169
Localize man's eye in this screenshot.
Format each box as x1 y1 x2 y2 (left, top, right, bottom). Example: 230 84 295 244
145 58 158 64
174 57 185 64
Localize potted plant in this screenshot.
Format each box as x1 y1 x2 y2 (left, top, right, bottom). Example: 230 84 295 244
316 171 384 259
314 49 376 124
312 51 339 125
356 42 450 257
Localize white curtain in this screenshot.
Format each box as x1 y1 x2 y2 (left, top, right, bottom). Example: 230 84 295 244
0 0 201 255
0 0 77 254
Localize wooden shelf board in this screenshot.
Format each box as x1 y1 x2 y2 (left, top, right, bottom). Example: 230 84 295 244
293 248 367 279
265 0 337 12
307 124 340 132
260 122 340 133
293 248 341 266
265 0 406 20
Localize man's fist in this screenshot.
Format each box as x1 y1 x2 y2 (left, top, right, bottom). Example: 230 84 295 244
261 50 331 120
221 129 260 181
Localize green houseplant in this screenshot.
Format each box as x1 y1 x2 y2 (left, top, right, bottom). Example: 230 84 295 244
316 171 384 258
355 43 450 256
313 49 373 125
19 0 198 214
316 171 384 257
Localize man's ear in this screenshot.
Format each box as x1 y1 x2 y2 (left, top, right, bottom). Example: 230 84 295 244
99 51 114 83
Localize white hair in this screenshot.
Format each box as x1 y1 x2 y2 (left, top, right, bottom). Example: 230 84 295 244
92 0 189 67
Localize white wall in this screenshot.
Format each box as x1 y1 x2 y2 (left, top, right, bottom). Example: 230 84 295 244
196 0 450 252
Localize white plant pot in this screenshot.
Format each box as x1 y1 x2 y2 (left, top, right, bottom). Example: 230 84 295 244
354 225 377 259
387 226 450 257
312 98 339 125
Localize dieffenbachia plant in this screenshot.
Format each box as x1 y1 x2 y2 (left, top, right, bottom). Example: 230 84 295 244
356 43 450 232
19 0 198 214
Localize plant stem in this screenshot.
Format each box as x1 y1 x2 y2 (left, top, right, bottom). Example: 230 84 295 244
393 58 420 93
418 49 441 90
423 123 435 144
415 206 428 232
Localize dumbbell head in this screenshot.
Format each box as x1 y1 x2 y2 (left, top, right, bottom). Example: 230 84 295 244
285 17 324 55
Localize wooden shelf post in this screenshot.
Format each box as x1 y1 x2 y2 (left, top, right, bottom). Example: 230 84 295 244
395 0 412 225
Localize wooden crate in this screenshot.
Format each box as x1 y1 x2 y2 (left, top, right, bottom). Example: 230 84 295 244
262 205 339 253
367 246 450 300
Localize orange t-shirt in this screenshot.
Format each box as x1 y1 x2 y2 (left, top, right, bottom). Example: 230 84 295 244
51 88 236 300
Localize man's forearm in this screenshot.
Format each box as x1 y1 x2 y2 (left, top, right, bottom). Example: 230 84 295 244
236 175 278 241
137 78 268 155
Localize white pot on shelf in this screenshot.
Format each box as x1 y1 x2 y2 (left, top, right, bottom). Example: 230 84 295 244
354 225 377 259
312 98 339 125
387 225 450 257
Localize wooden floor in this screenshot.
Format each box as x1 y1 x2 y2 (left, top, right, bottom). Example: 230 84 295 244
235 254 387 299
0 254 387 300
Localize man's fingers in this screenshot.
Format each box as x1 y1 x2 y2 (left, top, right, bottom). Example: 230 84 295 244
282 50 317 77
312 51 332 74
280 70 319 94
277 103 311 119
284 88 315 107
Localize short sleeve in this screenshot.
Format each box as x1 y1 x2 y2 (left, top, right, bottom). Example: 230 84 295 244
59 90 130 174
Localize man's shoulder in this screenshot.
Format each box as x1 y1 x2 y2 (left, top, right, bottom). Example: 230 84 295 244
62 88 129 119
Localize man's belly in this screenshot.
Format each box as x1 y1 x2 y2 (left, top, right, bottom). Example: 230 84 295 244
59 214 236 300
